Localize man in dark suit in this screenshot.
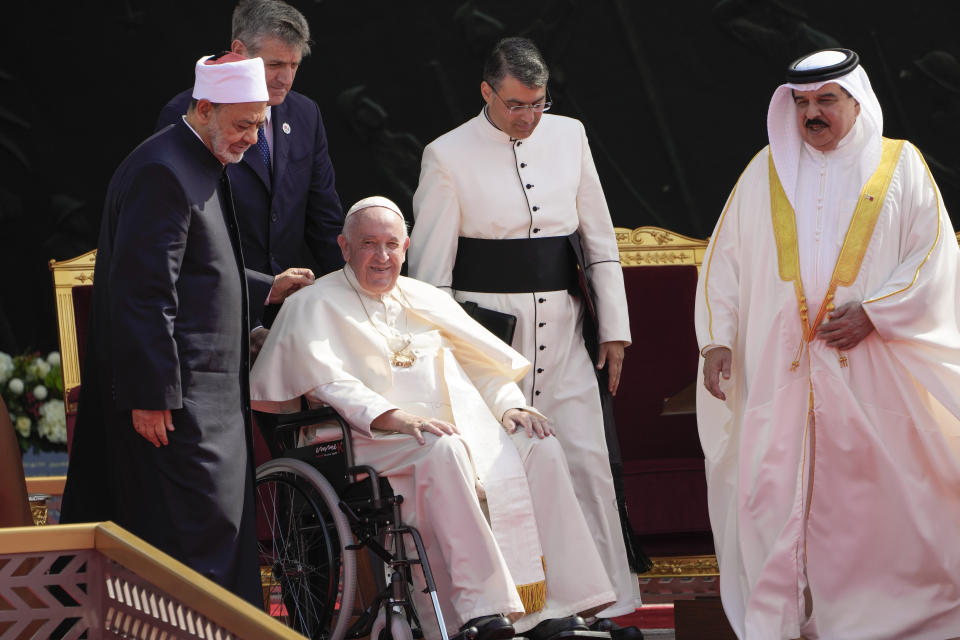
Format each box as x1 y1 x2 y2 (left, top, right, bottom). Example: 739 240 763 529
60 52 302 606
157 0 344 330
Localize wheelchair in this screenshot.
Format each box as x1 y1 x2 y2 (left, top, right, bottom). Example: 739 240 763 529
253 406 467 640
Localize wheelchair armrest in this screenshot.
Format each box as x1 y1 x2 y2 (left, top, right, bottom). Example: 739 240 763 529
253 406 355 465
347 464 385 504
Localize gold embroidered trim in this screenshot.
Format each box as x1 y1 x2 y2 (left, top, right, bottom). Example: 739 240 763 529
829 138 905 289
768 157 809 346
703 149 764 342
515 556 546 613
865 143 942 304
769 138 904 368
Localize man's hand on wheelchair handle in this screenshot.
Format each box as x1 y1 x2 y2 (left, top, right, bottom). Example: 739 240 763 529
502 408 554 439
268 267 316 304
372 409 459 445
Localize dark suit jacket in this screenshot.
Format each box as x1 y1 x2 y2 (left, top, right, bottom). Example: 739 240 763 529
158 90 345 324
60 120 261 606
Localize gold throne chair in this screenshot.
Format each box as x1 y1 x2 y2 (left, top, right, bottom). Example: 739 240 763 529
48 249 96 453
613 226 718 579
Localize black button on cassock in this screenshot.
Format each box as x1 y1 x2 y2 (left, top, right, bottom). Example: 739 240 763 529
538 322 545 327
525 184 533 189
533 228 540 233
535 390 541 396
538 298 545 303
520 162 527 168
539 345 546 351
532 206 539 212
536 368 544 373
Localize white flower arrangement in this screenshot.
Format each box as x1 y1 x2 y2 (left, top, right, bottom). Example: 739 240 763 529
0 352 13 385
26 357 52 380
1 350 66 451
15 416 31 438
37 399 67 444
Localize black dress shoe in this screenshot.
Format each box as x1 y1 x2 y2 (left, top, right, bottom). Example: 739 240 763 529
526 615 589 640
461 614 515 640
589 619 643 640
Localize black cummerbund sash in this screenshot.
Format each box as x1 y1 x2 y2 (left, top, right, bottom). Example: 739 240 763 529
452 234 578 293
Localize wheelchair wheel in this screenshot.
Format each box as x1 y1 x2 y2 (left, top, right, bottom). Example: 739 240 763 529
256 458 357 640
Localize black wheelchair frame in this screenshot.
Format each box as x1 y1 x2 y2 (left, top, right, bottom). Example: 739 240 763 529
254 406 475 640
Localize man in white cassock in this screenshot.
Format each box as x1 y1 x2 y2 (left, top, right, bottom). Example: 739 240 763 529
696 47 960 640
250 196 619 640
408 37 642 636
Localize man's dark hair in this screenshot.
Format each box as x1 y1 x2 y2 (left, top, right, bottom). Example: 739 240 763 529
232 0 312 57
482 37 549 89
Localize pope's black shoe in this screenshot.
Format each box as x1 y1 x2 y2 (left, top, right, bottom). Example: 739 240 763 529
526 615 589 640
460 614 515 640
589 618 643 640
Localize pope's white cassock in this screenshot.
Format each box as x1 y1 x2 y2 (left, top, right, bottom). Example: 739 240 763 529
409 111 638 616
695 60 960 639
250 265 616 638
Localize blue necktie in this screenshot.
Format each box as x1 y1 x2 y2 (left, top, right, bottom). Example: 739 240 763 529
256 125 272 175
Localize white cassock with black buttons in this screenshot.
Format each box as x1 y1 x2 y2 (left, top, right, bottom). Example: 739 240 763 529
410 110 637 617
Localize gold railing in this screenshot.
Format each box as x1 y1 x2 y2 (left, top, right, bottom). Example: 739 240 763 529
0 521 304 638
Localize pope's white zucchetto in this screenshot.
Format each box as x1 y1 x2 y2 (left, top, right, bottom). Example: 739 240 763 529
345 196 405 221
192 52 268 104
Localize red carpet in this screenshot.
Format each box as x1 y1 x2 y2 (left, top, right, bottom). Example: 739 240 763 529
613 604 675 629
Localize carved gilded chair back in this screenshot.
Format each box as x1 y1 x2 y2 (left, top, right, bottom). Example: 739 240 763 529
615 226 708 271
48 250 96 412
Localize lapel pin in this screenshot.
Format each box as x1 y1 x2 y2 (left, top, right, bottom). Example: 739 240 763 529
282 122 291 134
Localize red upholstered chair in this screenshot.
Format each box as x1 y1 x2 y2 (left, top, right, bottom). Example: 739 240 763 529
613 226 718 576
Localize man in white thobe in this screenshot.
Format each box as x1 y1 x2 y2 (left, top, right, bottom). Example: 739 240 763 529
251 197 617 640
408 37 640 634
697 48 960 639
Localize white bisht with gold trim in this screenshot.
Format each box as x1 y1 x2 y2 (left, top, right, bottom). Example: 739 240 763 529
695 131 960 639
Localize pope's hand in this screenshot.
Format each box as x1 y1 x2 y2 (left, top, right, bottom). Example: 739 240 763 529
502 408 554 439
597 340 627 395
268 267 315 304
702 347 732 401
816 302 875 351
371 409 459 445
132 409 174 447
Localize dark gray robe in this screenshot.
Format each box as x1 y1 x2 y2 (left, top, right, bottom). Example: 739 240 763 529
61 120 261 606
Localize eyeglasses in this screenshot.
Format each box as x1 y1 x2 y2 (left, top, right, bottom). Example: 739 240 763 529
490 85 552 113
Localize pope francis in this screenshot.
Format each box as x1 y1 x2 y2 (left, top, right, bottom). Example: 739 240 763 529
697 48 960 639
249 196 619 640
